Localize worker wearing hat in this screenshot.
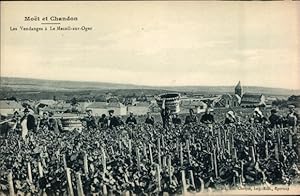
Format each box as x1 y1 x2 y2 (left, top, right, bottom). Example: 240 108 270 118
108 110 120 129
286 105 298 127
268 108 282 128
38 111 50 130
48 111 60 133
0 113 10 138
184 109 198 125
200 107 215 124
172 113 182 127
145 112 155 126
20 108 36 140
126 112 137 125
252 107 266 123
82 109 97 131
11 111 21 132
160 99 172 129
224 110 236 124
98 114 108 128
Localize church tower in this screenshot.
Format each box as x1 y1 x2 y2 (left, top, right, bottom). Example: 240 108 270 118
235 81 243 97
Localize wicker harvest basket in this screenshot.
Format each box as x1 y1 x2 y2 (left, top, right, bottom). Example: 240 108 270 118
155 93 181 113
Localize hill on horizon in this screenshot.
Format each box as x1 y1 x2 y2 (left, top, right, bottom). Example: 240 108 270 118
1 77 299 96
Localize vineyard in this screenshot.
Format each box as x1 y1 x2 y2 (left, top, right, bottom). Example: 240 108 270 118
0 117 299 195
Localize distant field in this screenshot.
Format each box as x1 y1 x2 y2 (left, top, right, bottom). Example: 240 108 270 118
1 77 299 101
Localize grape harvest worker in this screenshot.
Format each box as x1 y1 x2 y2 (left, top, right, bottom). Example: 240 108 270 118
172 113 182 126
11 111 21 132
23 103 35 115
0 114 10 138
82 109 97 130
48 112 60 132
184 109 198 125
145 112 155 126
117 116 125 126
20 108 36 139
126 112 137 125
252 107 266 123
108 110 120 129
98 114 108 128
224 110 236 124
200 108 215 124
286 105 299 127
38 111 50 130
268 108 282 128
160 99 171 129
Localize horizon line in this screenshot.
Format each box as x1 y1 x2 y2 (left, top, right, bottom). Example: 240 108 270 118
1 75 300 91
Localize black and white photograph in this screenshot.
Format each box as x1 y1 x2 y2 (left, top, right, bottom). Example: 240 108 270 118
1 1 300 195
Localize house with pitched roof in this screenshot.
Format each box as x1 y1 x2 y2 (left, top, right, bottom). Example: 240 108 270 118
240 93 266 108
181 98 208 113
0 100 23 116
215 94 241 108
232 81 265 108
127 102 151 115
86 101 127 116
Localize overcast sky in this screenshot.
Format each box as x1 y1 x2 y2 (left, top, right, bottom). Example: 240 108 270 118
1 1 299 89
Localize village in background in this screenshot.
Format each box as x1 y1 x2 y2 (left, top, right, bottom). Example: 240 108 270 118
0 77 299 118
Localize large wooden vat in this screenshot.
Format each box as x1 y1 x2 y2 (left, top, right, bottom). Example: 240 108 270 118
60 117 83 132
155 93 181 113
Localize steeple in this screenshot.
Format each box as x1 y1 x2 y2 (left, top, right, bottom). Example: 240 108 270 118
235 81 243 97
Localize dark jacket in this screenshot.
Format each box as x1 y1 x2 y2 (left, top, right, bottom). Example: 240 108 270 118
225 117 236 125
253 116 267 123
0 120 10 138
184 115 197 125
269 114 282 128
145 117 155 126
286 112 299 126
39 118 50 129
98 117 108 128
126 116 137 125
200 113 215 124
109 116 120 129
83 116 97 130
21 114 36 131
172 117 182 125
161 109 171 129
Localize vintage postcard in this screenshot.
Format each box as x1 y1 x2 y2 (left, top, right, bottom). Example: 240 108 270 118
1 1 300 195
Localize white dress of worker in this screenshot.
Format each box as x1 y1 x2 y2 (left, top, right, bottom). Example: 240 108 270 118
21 118 28 140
